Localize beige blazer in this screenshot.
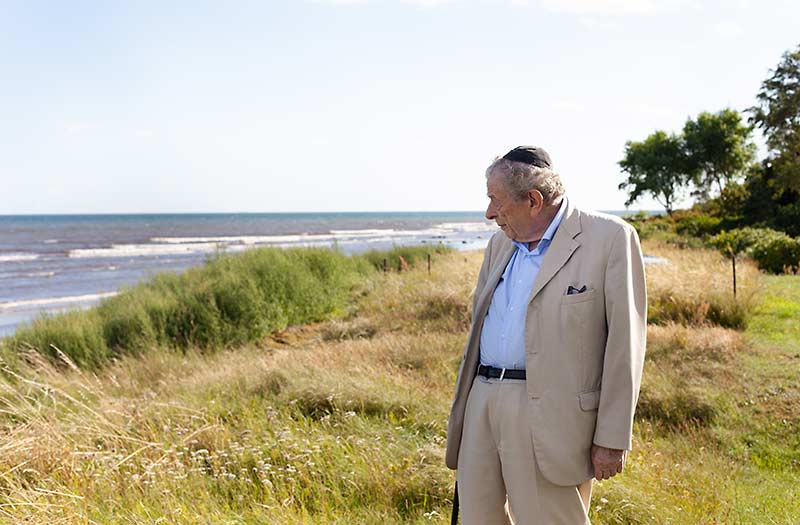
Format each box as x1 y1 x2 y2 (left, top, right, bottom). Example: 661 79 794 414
445 200 647 486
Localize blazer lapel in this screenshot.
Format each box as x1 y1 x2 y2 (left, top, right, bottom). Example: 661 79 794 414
528 201 582 304
474 238 515 321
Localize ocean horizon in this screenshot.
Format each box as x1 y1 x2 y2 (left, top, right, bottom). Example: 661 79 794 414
0 209 660 337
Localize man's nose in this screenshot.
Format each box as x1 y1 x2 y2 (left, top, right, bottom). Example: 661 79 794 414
485 205 496 221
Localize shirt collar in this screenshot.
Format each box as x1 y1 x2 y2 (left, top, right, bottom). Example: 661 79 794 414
512 195 569 255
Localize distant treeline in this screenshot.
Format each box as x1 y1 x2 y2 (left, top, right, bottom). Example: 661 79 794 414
618 43 800 238
618 43 800 275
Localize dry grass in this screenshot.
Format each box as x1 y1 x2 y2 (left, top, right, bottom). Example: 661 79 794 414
0 252 480 524
644 241 761 328
0 245 796 523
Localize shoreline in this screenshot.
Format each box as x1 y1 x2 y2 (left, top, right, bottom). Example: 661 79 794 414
0 238 668 339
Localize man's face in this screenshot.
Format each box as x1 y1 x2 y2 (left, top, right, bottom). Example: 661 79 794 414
485 173 539 242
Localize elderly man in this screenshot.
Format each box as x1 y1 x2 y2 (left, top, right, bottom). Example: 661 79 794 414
446 146 647 524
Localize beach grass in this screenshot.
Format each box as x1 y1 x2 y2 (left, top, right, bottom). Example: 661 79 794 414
1 245 448 370
0 242 797 523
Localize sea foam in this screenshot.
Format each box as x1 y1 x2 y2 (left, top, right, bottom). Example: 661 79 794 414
0 253 40 263
0 291 118 310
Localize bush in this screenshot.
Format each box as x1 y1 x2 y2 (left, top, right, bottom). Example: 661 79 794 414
7 309 109 368
4 246 419 369
702 181 749 217
775 201 800 237
751 232 800 274
676 215 724 237
623 212 670 240
98 291 158 355
707 227 763 256
707 226 800 274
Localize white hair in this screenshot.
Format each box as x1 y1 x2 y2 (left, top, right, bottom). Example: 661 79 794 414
485 157 566 205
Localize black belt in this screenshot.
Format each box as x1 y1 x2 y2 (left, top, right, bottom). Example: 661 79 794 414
477 364 526 380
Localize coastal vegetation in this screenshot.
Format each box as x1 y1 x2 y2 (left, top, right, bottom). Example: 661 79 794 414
1 245 449 370
0 238 797 523
1 37 797 525
619 44 800 277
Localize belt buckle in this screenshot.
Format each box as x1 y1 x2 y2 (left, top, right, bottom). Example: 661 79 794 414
499 367 506 380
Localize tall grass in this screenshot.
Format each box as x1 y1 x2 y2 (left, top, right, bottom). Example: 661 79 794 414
360 245 451 271
0 243 796 523
644 241 761 329
1 245 450 370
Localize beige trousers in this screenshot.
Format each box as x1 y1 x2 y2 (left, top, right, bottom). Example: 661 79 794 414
456 375 592 525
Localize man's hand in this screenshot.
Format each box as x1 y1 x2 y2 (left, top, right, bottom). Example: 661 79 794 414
591 444 626 480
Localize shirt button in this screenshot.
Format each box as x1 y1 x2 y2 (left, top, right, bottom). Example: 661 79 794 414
510 306 514 311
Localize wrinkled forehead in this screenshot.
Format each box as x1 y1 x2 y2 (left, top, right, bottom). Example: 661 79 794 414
485 160 510 192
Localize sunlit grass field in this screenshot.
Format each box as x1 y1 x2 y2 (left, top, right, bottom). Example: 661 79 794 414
0 242 797 523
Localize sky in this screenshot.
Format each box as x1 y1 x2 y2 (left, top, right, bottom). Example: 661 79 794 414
1 0 799 215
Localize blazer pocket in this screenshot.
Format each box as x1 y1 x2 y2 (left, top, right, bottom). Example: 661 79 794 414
561 288 597 305
578 389 601 411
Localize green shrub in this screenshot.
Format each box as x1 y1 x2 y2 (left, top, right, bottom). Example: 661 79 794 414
751 232 800 274
98 291 158 355
676 215 724 237
4 246 422 369
775 201 800 237
623 212 670 240
707 227 763 256
707 226 800 275
701 181 749 218
6 309 109 368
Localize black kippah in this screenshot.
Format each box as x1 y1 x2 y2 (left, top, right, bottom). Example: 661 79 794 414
502 146 552 168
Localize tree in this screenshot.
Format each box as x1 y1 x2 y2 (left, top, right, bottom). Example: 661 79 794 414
618 131 693 215
683 108 755 198
738 161 800 236
750 43 800 195
708 228 760 298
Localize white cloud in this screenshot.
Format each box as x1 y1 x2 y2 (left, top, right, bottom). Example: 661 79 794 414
553 99 584 111
312 0 369 5
312 0 676 9
577 16 620 29
65 120 91 135
711 20 743 37
400 0 456 6
540 0 673 16
133 129 155 138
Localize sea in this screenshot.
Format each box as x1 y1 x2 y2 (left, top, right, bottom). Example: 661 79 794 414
0 211 650 337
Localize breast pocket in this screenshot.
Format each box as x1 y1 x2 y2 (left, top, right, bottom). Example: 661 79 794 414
560 288 597 305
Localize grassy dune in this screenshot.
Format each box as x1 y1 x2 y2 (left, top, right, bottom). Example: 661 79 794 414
0 243 798 523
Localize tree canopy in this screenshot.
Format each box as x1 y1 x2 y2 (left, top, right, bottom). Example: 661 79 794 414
750 43 800 195
683 108 755 198
618 131 692 215
619 109 755 214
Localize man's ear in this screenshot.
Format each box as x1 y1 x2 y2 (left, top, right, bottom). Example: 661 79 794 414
528 189 544 211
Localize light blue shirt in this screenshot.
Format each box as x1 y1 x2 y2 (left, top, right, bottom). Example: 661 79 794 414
479 196 569 370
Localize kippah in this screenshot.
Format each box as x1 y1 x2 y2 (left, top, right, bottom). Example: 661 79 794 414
502 146 552 168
